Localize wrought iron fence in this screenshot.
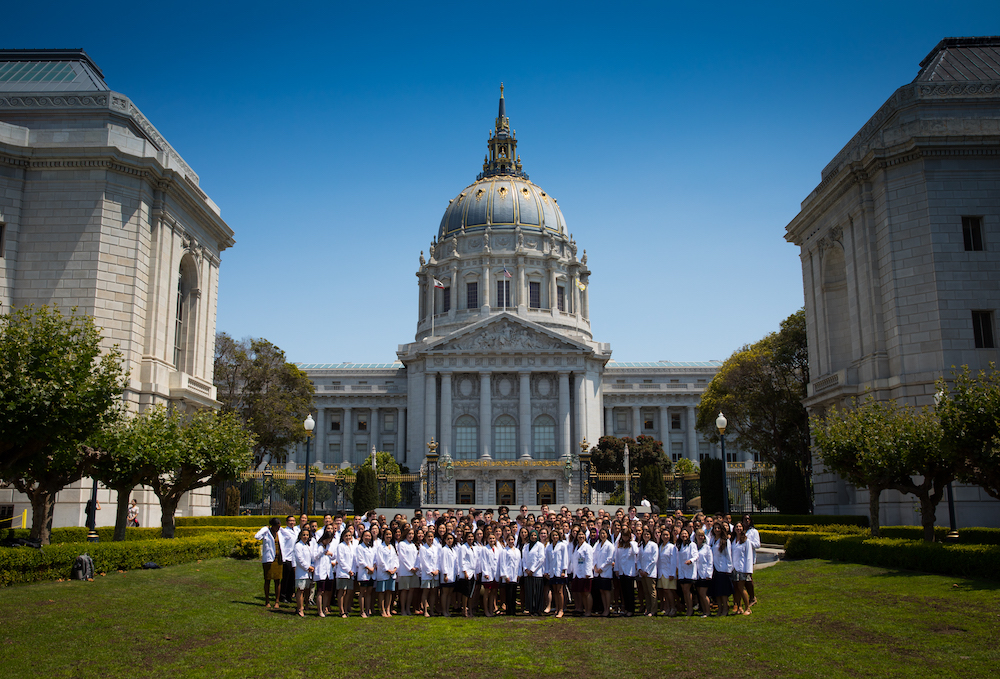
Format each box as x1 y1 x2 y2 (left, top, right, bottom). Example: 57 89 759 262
725 466 779 515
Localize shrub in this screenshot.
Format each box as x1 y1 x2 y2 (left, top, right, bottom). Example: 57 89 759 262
640 465 668 510
747 514 869 527
0 533 245 587
700 459 725 514
783 533 1000 581
763 458 811 514
353 467 378 515
4 526 253 544
230 537 261 560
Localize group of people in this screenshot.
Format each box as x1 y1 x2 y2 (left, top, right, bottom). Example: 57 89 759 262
253 504 762 619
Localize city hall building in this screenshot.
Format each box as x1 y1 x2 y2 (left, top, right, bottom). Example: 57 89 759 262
293 88 735 507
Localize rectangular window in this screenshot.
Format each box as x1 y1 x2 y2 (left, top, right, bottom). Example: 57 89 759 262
557 285 565 311
443 287 451 313
356 443 368 465
615 411 627 433
963 216 984 252
383 412 395 432
382 442 394 456
496 279 511 307
698 442 710 461
496 480 515 506
330 414 341 431
643 412 654 430
671 413 681 430
466 281 478 309
671 442 683 463
973 310 995 348
529 281 541 309
328 443 341 460
536 480 555 505
357 413 368 431
0 223 5 258
456 480 476 504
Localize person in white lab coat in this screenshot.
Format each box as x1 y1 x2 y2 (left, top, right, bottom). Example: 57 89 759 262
418 529 440 618
355 530 376 618
335 527 356 618
694 529 714 618
521 530 546 616
396 526 419 616
438 532 458 617
570 529 594 617
292 528 314 618
592 528 615 618
676 529 699 617
312 530 336 617
254 518 283 609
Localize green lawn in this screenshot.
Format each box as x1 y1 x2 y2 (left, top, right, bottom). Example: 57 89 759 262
0 557 996 679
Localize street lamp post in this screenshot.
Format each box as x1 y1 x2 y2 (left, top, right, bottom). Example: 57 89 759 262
86 478 99 542
578 438 591 504
264 463 273 514
934 389 960 542
716 412 730 516
301 414 315 516
623 442 631 508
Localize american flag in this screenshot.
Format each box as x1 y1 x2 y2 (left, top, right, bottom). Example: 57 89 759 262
503 266 512 278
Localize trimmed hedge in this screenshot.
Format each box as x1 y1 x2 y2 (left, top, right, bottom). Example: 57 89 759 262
783 533 1000 581
0 533 245 587
748 514 869 527
175 515 328 528
877 526 1000 545
5 526 253 544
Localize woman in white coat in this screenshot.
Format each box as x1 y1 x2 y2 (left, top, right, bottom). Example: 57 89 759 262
547 529 568 618
335 528 356 618
497 532 521 616
656 527 678 617
741 514 762 608
694 529 714 618
570 529 594 617
676 529 699 617
312 530 336 617
479 531 501 617
254 518 283 609
396 526 419 616
457 531 478 617
637 528 658 617
355 529 376 618
418 529 440 617
292 528 315 618
438 532 458 617
592 528 615 618
731 522 754 615
614 529 639 617
374 530 398 617
711 522 734 617
521 530 546 616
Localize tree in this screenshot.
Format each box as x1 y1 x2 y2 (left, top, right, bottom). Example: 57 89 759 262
673 458 699 476
0 305 128 544
353 466 378 515
91 408 163 541
700 458 726 515
696 309 811 478
937 364 1000 501
591 435 670 474
361 451 403 507
812 395 949 540
762 458 812 514
143 409 255 538
214 333 314 468
639 465 668 511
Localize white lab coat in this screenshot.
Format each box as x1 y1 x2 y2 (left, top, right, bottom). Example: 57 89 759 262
521 541 546 576
418 542 440 580
335 539 355 578
293 541 315 580
657 542 678 580
614 541 639 577
696 542 714 580
439 545 458 584
571 541 594 579
593 539 615 578
355 543 376 583
677 542 699 580
254 527 277 563
638 541 658 578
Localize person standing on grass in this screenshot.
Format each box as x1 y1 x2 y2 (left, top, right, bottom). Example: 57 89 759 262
498 531 521 616
356 529 376 618
521 529 546 616
637 527 658 616
711 522 734 617
657 524 678 617
457 530 478 617
742 514 761 607
480 530 501 617
694 529 714 618
254 518 283 609
549 528 568 618
592 527 615 618
293 528 314 617
676 528 699 617
615 527 638 617
312 529 336 617
374 528 398 618
418 529 440 617
731 522 753 615
335 526 356 618
570 528 594 617
278 515 298 603
397 526 419 616
439 532 458 617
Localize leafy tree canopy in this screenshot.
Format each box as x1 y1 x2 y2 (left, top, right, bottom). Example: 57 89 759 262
937 363 1000 501
214 333 314 468
591 435 669 474
696 308 810 471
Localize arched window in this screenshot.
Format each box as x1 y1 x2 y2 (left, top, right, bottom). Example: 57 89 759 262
173 255 198 373
493 414 517 460
455 415 478 460
532 414 556 459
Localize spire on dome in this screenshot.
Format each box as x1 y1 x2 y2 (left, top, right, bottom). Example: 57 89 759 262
479 83 527 180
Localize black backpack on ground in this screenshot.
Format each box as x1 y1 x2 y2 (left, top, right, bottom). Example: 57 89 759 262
70 554 95 580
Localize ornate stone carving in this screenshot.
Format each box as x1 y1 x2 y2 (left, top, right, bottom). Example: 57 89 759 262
829 225 843 243
441 318 573 351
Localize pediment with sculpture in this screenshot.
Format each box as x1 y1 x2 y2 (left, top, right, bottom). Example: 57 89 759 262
428 316 589 354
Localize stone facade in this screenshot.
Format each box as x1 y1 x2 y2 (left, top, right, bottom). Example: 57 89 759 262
292 88 745 508
0 50 234 528
785 37 1000 527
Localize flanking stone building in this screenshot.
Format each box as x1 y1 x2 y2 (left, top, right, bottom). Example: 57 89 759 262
785 37 1000 527
0 49 234 527
293 88 741 508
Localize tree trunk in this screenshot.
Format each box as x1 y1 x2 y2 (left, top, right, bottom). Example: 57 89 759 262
868 485 882 537
159 494 180 538
918 490 942 542
27 488 55 546
112 486 132 541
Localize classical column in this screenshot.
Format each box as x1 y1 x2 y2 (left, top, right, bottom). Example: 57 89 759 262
342 406 353 465
517 258 526 314
575 372 587 446
370 407 379 452
686 405 698 461
479 372 492 459
396 407 406 464
425 372 437 450
519 371 531 459
315 407 326 467
659 405 670 452
558 371 571 459
440 374 453 459
549 263 558 318
605 406 614 437
425 274 435 324
482 261 491 315
573 274 581 321
582 284 589 320
632 405 642 439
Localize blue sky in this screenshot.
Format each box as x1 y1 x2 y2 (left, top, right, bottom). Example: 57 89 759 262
8 2 999 363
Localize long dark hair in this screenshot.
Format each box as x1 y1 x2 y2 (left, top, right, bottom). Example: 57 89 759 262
715 523 729 553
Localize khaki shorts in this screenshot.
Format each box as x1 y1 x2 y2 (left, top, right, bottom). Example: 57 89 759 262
657 576 677 590
398 575 419 590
